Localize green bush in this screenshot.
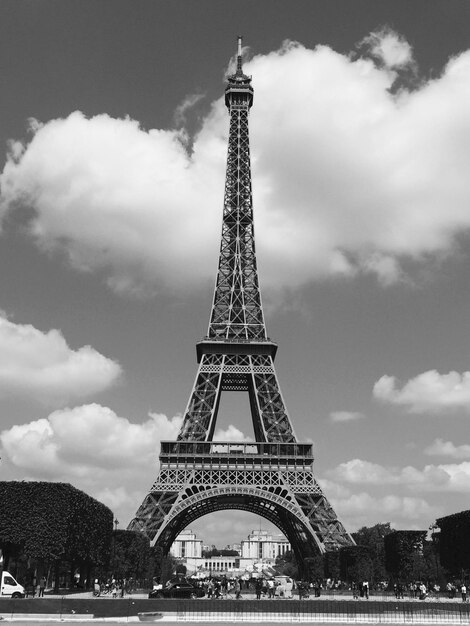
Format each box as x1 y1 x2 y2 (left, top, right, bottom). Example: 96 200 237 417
0 481 113 573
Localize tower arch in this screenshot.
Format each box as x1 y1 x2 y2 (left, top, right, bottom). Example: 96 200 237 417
149 490 324 575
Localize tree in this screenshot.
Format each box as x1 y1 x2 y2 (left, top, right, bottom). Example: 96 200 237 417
340 545 373 583
352 522 394 583
112 530 151 580
305 554 324 581
384 530 427 582
0 481 113 589
275 549 299 579
150 546 177 584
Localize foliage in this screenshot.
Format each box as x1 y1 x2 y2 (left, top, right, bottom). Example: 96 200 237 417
151 547 177 583
275 549 299 579
352 522 394 582
384 530 427 581
112 530 151 579
305 554 324 580
324 550 340 579
0 481 113 567
340 545 373 582
437 509 470 576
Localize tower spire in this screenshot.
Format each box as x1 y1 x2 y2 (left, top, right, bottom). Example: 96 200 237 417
236 35 243 74
225 35 253 108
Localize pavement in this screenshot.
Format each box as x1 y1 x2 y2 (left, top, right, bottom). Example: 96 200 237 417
32 590 469 602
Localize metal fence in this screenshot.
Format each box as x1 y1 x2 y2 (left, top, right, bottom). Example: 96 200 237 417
1 597 469 623
173 599 470 623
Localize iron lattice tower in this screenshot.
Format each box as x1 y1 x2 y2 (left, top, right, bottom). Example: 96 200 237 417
129 38 355 576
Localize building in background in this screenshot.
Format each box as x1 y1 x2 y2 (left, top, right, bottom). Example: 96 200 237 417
170 529 203 560
241 529 290 561
170 528 291 576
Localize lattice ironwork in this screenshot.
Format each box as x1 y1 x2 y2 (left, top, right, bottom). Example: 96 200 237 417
129 37 355 578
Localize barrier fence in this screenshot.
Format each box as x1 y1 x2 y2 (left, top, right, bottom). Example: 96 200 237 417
173 599 470 623
1 597 470 623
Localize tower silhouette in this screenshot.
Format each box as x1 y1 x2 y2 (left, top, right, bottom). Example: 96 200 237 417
129 37 354 575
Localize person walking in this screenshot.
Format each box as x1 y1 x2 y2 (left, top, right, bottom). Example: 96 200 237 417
461 583 467 603
93 579 101 597
207 579 214 598
419 582 427 600
267 578 275 599
352 581 359 599
362 580 369 600
255 578 263 600
38 576 46 597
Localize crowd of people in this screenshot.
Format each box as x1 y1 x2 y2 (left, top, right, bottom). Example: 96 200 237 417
92 577 136 597
181 576 469 602
392 581 468 602
163 576 286 599
93 573 468 603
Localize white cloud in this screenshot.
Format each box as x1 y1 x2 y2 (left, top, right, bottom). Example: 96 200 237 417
373 370 470 413
328 457 470 493
424 438 470 459
0 405 182 474
213 425 252 441
2 34 470 295
328 458 399 485
339 493 435 519
0 314 121 404
333 492 440 531
361 27 415 70
1 111 224 297
361 253 407 287
0 405 183 523
174 93 205 127
329 411 365 423
317 478 352 499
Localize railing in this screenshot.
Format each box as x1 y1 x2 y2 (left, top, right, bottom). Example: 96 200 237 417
201 336 273 343
1 595 469 623
160 441 313 458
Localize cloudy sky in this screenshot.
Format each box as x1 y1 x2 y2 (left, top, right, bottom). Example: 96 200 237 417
1 0 470 547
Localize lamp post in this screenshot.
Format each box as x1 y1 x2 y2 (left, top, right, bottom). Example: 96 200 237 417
112 519 119 579
429 523 440 582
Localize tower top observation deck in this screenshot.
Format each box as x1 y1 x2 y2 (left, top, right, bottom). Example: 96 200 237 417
225 35 253 109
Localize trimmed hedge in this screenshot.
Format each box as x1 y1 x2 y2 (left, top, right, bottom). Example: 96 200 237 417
384 530 427 580
437 509 470 575
0 481 113 566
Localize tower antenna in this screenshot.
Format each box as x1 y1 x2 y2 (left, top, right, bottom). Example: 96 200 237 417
237 35 243 73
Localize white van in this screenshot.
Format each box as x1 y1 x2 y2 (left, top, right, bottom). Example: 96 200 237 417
1 571 25 598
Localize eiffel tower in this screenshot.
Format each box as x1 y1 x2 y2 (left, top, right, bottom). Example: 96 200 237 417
129 37 355 576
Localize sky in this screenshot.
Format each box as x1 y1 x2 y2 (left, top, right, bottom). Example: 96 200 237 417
1 0 470 549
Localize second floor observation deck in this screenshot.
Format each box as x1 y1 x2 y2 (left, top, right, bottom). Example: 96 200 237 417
159 440 314 470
